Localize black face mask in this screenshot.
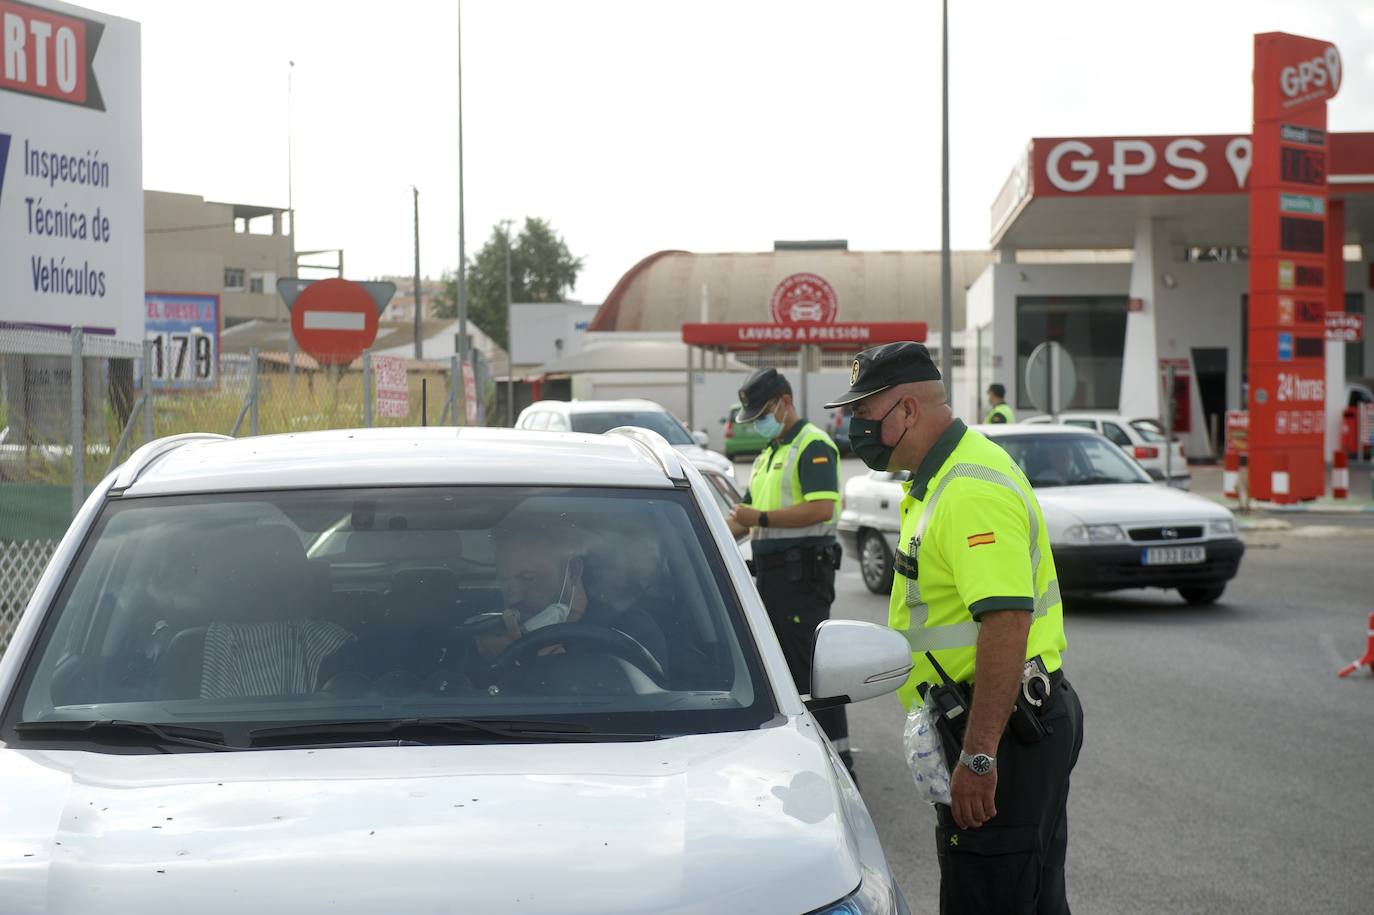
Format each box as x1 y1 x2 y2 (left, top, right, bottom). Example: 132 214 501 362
849 398 911 471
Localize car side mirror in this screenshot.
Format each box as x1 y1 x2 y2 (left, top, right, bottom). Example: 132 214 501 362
809 620 912 707
692 430 710 447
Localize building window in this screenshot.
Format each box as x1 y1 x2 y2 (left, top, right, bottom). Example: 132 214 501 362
249 275 264 294
224 268 245 291
1015 295 1128 411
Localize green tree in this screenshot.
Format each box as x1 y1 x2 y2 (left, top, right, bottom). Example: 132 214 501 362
433 217 583 350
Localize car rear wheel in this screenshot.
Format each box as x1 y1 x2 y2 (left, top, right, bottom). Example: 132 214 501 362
1178 584 1225 605
859 530 894 594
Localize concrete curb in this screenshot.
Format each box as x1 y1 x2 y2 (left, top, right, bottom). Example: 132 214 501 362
1208 497 1374 516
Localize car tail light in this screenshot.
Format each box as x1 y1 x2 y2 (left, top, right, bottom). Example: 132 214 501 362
1134 445 1160 459
724 419 734 439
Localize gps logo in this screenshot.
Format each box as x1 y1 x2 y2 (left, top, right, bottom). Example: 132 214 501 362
1280 47 1341 99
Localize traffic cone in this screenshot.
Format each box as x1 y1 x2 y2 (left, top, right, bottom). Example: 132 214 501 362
1332 450 1349 500
1337 612 1374 678
1223 450 1240 501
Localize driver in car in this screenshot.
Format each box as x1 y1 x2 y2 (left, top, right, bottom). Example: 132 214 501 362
474 520 668 668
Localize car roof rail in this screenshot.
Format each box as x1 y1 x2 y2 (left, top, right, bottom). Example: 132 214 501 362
110 433 234 492
607 426 688 487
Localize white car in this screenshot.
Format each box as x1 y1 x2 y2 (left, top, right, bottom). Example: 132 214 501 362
517 398 732 474
0 427 913 915
839 424 1244 604
1023 412 1189 488
688 457 753 565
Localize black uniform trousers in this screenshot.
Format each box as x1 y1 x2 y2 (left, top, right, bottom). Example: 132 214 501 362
752 555 849 757
934 677 1085 915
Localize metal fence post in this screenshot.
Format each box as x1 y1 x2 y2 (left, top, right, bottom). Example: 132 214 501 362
362 351 373 428
249 346 260 437
450 355 460 426
142 337 155 443
71 327 84 519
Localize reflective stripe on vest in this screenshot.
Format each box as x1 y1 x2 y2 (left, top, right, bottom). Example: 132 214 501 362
751 424 840 541
897 462 1061 652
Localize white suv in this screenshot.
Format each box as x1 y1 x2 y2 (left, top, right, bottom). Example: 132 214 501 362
517 398 732 474
0 427 911 915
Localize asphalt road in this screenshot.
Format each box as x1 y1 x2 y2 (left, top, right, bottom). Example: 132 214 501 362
776 459 1374 914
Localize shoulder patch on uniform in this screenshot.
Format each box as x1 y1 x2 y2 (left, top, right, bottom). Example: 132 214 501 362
811 455 829 464
967 531 996 548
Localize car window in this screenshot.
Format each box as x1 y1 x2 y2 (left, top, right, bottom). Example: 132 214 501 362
699 471 741 520
5 487 772 750
546 413 569 432
988 433 1152 487
1129 420 1167 443
570 411 694 445
1102 422 1132 448
1063 419 1098 431
526 411 549 431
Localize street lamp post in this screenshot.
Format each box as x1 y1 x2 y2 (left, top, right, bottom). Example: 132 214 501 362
412 186 422 360
502 219 515 425
455 0 469 364
939 0 953 403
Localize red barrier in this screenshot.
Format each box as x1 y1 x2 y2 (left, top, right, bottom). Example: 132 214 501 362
1332 450 1349 500
1337 612 1374 678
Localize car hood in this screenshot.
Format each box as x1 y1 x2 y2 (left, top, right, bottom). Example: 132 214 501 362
0 723 862 915
674 443 731 470
1039 483 1230 532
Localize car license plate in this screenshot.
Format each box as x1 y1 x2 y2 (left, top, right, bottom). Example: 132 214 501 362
1142 546 1206 566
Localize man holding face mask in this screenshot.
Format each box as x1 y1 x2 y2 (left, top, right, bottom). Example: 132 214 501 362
725 368 851 779
826 341 1083 915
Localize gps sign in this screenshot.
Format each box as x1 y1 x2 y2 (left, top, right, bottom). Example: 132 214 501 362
1248 33 1340 502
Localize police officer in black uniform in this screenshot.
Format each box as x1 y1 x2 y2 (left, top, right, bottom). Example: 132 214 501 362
725 368 852 778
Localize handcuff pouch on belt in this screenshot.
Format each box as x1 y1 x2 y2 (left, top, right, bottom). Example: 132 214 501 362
923 653 1056 755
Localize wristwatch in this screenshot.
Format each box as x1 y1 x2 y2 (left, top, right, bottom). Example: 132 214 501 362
958 750 996 776
759 511 770 528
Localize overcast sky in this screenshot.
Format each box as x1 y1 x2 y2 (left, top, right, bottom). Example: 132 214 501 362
93 0 1374 304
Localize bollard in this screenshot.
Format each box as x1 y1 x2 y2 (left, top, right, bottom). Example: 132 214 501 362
1337 612 1374 678
1332 450 1348 500
1271 453 1291 505
1223 450 1240 501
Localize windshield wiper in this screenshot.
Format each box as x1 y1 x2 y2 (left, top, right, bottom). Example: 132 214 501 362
15 719 230 752
247 716 656 747
1067 476 1129 486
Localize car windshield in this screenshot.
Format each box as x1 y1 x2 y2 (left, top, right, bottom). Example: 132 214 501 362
6 486 770 750
988 433 1152 487
1130 420 1168 443
570 411 694 444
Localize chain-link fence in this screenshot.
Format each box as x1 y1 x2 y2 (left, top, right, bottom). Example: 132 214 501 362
0 325 493 654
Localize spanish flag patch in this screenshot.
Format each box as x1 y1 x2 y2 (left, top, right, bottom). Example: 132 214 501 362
967 531 996 548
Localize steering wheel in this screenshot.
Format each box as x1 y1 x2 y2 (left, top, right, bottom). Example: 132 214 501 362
488 623 667 685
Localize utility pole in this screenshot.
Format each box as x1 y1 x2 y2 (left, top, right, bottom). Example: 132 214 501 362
502 219 515 425
412 186 422 360
455 0 469 363
939 0 953 404
287 60 297 391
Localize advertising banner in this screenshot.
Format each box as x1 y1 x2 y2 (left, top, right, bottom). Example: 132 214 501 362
374 356 408 418
0 0 142 341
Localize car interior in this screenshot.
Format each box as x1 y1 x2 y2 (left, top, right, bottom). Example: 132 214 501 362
18 487 765 733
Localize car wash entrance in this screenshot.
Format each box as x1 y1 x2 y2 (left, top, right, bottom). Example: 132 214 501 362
681 318 927 449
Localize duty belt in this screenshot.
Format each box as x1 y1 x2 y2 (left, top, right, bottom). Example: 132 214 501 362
748 543 840 574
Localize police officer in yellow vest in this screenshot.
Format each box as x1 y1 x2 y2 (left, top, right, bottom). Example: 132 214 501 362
984 383 1015 424
726 368 851 777
827 343 1084 915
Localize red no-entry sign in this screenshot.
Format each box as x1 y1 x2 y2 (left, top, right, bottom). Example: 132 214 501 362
279 278 395 365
